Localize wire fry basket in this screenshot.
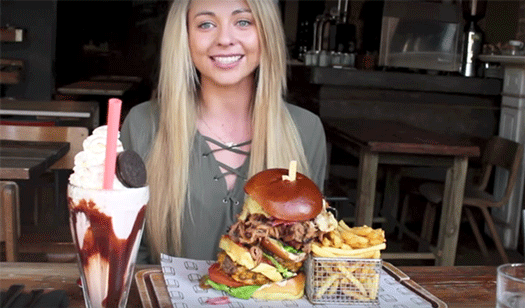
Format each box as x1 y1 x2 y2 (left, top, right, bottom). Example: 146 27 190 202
305 255 382 305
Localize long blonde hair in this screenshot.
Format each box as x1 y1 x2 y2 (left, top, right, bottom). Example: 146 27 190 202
146 0 308 261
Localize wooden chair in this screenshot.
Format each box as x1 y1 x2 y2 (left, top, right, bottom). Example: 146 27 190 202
0 125 88 260
0 181 20 261
402 136 523 264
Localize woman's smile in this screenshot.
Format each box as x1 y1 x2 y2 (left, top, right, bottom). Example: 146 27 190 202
211 54 244 68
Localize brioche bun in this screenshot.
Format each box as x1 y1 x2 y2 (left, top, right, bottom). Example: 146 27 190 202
251 273 305 300
244 168 323 221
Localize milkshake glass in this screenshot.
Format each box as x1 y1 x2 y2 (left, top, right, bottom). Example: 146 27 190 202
68 184 149 308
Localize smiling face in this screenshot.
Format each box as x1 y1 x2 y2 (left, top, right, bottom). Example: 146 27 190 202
187 0 261 88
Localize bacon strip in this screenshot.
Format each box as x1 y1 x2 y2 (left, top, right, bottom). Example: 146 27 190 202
250 245 263 266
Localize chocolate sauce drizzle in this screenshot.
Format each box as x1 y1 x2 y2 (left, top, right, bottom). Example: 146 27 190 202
69 197 146 307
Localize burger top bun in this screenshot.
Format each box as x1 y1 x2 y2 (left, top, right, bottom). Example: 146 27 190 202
244 168 323 221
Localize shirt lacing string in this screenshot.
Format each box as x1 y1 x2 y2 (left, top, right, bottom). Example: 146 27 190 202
202 136 251 182
202 136 251 206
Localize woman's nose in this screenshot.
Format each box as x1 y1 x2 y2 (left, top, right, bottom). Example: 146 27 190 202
216 24 235 46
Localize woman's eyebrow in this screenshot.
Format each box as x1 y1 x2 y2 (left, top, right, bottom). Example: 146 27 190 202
232 8 252 15
193 11 215 18
193 8 251 19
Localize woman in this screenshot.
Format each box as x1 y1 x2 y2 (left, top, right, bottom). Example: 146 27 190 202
121 0 327 263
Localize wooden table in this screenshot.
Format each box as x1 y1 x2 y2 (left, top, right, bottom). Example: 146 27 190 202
399 265 497 307
0 140 70 180
0 262 496 307
56 79 139 126
324 117 480 266
0 140 70 261
57 80 134 97
0 99 100 129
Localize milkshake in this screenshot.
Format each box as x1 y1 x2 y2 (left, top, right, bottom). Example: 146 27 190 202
68 125 149 308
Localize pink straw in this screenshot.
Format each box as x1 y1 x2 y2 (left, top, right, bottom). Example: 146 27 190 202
103 98 122 189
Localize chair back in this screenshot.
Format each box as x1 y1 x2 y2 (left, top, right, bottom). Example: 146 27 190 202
478 136 524 206
0 125 88 169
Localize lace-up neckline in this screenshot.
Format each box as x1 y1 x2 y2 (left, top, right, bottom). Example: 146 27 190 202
201 135 251 181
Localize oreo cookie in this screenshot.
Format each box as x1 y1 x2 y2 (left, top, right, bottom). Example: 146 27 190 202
116 150 147 188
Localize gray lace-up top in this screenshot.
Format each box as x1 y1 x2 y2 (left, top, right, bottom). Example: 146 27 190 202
120 100 327 263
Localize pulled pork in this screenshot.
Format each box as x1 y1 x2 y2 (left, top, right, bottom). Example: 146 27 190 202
228 214 323 253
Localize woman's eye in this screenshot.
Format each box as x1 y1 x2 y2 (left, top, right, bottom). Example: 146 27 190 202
237 19 252 27
198 22 214 29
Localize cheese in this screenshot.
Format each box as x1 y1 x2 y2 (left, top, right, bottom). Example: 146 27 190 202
238 196 270 221
251 263 283 282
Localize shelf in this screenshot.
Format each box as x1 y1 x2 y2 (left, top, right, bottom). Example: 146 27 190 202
479 54 525 67
0 27 24 42
0 58 24 84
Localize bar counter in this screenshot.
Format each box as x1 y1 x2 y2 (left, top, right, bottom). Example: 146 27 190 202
287 64 503 140
289 64 502 96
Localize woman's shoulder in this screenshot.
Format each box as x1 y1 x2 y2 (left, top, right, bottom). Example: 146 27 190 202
285 103 322 129
285 103 317 118
126 100 158 122
121 100 159 159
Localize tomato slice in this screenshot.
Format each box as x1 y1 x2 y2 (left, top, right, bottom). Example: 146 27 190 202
208 263 245 288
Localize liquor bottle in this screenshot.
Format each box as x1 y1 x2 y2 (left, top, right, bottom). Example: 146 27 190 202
460 19 483 77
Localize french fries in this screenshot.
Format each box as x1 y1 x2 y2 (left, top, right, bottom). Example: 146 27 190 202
309 259 381 301
312 221 386 258
307 221 386 303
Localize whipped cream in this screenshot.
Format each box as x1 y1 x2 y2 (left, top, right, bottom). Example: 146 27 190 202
69 125 126 190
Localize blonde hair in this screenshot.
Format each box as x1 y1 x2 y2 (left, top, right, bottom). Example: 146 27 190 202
146 0 308 261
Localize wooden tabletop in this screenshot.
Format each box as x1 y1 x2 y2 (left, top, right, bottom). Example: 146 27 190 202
0 99 98 119
57 80 134 96
399 265 497 307
0 99 100 129
323 117 481 157
0 140 70 179
0 262 496 307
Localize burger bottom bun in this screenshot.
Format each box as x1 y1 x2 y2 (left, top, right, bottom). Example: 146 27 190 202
251 273 305 300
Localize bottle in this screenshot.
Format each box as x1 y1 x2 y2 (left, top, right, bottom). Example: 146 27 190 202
461 19 483 77
296 21 310 62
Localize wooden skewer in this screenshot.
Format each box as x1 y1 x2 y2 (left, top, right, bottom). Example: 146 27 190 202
282 160 297 181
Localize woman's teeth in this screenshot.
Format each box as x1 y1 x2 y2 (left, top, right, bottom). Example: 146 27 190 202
214 56 242 64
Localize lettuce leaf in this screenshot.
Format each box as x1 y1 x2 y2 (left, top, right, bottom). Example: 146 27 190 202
205 279 261 300
262 252 294 279
273 238 302 254
283 245 301 254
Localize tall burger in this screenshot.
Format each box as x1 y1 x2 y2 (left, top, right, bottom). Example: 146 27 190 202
200 168 337 300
